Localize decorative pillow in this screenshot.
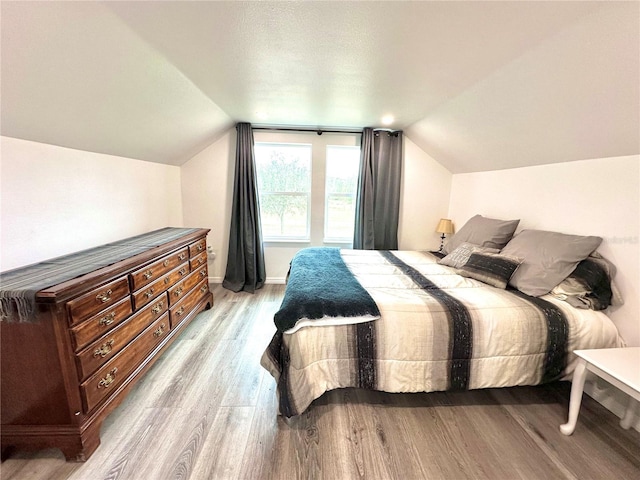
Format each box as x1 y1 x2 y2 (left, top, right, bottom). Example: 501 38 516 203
551 252 622 310
501 230 602 296
438 242 499 269
457 251 523 289
443 214 519 255
589 252 624 306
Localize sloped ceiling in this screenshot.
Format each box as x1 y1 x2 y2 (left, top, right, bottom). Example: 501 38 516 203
1 1 638 171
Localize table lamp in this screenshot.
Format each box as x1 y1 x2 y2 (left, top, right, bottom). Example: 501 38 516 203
436 218 454 252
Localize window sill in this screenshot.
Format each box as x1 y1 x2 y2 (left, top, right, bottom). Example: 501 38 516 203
263 238 311 246
323 238 353 246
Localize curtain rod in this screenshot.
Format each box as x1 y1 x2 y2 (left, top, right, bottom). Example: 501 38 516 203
251 125 363 135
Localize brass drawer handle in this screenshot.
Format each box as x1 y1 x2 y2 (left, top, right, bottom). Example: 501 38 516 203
151 301 164 315
163 259 170 267
144 288 155 299
200 285 208 294
196 243 204 251
153 323 167 338
174 287 184 297
98 312 115 327
178 253 187 261
199 269 207 278
198 257 205 265
179 268 187 276
96 289 112 303
143 269 153 280
93 339 115 358
176 306 185 317
164 277 170 285
98 368 118 389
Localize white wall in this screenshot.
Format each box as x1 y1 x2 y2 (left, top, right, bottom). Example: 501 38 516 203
0 136 183 271
180 129 235 282
180 129 454 282
399 136 453 251
449 155 640 347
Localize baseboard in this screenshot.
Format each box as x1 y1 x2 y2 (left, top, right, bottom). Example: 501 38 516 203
207 277 286 284
584 373 640 432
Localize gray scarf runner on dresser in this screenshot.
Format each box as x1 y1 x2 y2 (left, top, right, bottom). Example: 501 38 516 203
0 227 199 323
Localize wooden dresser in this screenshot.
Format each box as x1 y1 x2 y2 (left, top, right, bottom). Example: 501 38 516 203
0 228 214 461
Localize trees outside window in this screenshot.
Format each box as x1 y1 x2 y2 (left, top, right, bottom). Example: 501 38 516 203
255 143 311 240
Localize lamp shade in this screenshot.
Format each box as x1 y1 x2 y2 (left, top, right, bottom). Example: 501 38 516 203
436 218 454 234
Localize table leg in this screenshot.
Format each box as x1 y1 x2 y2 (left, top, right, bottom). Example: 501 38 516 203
560 358 588 435
589 375 608 401
620 396 638 430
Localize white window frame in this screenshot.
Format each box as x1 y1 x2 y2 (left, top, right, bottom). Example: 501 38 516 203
323 145 361 243
253 132 361 248
255 142 312 242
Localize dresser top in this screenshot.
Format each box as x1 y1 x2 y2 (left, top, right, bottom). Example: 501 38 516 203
0 227 209 321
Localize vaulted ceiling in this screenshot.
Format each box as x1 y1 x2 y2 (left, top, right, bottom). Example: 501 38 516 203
1 1 638 172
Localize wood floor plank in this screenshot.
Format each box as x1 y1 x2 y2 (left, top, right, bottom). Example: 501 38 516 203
395 392 512 480
2 284 639 480
335 390 398 480
163 406 213 480
238 373 302 480
490 384 640 479
189 406 255 480
221 303 278 408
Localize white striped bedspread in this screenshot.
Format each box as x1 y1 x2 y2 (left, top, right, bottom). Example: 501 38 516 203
260 250 624 417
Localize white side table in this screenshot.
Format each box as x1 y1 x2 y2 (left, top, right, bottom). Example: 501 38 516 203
560 347 640 435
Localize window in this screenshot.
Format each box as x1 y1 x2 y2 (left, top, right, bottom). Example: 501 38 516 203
255 143 311 241
324 146 360 242
254 132 360 246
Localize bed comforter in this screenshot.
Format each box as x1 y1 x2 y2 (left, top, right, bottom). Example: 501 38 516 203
260 249 624 417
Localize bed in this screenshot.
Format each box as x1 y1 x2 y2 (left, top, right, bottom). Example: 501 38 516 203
260 217 625 417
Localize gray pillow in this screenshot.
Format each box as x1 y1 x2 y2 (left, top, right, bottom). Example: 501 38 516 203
501 229 602 296
443 214 520 254
438 242 499 269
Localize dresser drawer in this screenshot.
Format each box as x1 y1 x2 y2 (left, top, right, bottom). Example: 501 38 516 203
80 312 170 413
167 266 208 306
188 239 207 257
189 252 207 270
130 248 188 291
67 277 130 325
169 278 210 329
131 263 189 310
75 297 169 380
70 297 133 351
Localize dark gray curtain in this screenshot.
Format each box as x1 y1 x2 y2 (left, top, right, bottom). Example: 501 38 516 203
353 128 403 250
222 123 266 293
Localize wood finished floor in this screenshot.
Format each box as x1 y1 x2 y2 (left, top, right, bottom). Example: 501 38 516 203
2 284 639 480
